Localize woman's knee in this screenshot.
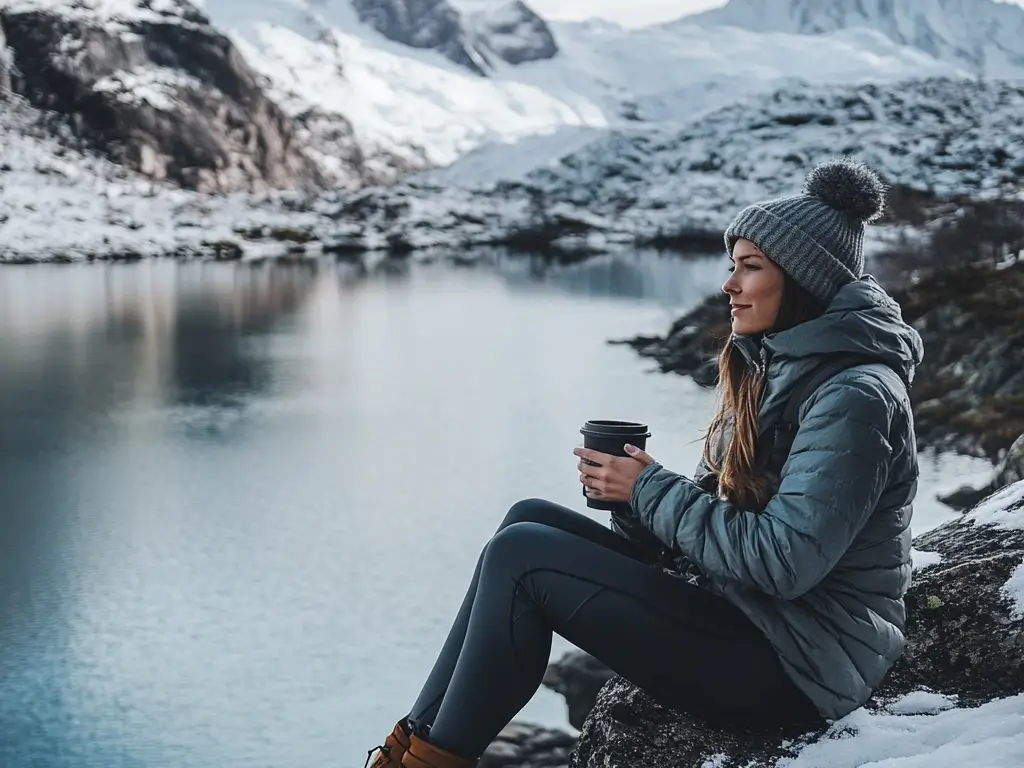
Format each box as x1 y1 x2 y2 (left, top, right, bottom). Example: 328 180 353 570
500 498 564 530
484 522 550 572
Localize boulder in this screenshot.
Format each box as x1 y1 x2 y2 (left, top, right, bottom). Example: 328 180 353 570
482 722 575 768
559 480 1024 766
569 677 818 768
0 4 322 192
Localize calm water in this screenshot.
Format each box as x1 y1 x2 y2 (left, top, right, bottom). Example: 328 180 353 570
0 253 990 767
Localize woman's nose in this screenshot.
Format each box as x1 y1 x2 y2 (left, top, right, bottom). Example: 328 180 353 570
722 275 738 295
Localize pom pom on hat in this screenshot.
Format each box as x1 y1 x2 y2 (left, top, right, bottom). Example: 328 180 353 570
723 156 890 303
803 157 887 223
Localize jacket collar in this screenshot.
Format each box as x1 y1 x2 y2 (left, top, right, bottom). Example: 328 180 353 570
732 332 769 375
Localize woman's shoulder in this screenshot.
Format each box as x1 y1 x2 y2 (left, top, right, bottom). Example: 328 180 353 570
807 360 913 421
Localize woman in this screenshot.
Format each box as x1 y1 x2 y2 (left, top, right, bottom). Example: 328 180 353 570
367 158 923 768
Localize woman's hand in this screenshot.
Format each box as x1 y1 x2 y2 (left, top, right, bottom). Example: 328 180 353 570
574 444 657 503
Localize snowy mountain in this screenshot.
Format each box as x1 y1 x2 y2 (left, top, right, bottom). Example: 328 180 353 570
687 0 1024 78
206 0 964 172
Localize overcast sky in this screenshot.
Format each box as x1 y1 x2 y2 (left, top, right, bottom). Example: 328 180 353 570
528 0 1024 29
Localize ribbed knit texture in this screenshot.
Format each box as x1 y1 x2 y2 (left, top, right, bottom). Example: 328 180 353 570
724 194 865 304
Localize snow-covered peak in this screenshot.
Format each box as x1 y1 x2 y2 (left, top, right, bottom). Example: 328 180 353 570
204 0 965 172
685 0 1024 78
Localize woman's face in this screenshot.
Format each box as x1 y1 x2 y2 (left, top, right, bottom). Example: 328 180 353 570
722 239 784 335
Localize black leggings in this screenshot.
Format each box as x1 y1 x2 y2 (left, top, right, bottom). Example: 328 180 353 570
406 499 819 758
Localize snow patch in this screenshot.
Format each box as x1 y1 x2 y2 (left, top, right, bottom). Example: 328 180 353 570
780 694 1024 767
912 548 943 571
966 480 1024 531
886 691 958 716
1001 560 1024 619
92 66 201 110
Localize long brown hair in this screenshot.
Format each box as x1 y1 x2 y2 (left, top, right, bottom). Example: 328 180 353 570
702 273 826 509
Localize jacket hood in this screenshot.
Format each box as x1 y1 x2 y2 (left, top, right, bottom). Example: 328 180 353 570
730 276 923 435
765 275 923 384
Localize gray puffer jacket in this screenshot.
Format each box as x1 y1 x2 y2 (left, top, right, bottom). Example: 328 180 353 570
630 276 923 720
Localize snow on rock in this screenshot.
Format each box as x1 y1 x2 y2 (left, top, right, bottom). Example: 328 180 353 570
319 77 1024 253
349 0 557 75
912 548 943 571
965 479 1024 531
687 0 1024 79
1 0 206 25
780 694 1024 768
0 96 324 261
460 0 558 67
1002 560 1024 620
349 0 490 75
0 0 329 191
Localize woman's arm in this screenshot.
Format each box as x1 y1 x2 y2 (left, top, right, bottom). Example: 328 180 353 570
630 374 897 600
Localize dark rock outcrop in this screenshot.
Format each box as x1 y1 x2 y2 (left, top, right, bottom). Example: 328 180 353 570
940 432 1024 509
482 722 575 768
894 261 1024 460
352 0 487 73
467 1 558 66
0 4 321 192
559 481 1024 765
351 0 557 76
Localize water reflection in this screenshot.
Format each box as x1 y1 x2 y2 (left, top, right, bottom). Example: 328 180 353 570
493 250 724 304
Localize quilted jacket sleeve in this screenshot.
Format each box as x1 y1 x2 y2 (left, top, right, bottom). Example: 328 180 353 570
629 373 896 600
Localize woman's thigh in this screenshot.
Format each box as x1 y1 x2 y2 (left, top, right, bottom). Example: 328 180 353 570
497 497 649 561
485 521 818 724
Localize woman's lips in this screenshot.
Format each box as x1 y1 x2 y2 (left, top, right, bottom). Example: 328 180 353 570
730 304 751 316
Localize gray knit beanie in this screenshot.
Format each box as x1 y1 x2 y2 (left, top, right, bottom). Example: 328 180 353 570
724 158 887 304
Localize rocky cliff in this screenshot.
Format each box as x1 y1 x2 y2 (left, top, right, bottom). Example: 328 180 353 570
0 1 324 192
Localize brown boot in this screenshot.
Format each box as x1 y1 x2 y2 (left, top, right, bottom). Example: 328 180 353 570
365 719 412 768
400 734 478 768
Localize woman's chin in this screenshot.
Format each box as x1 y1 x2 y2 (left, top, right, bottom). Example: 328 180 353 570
731 319 761 335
